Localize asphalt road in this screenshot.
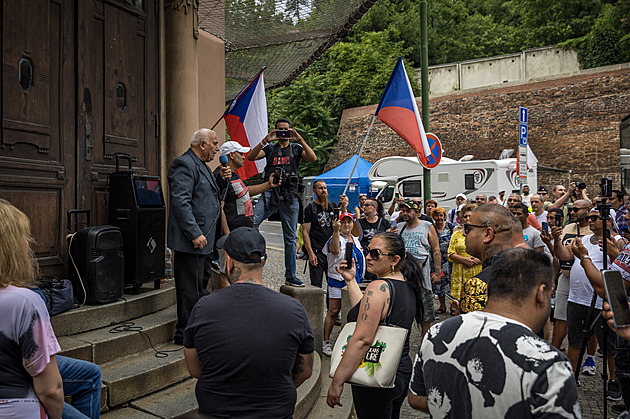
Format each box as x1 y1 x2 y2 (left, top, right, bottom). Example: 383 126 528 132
258 220 285 251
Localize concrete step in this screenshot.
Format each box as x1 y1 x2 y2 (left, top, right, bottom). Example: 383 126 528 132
52 283 176 336
304 357 354 419
295 353 322 419
57 306 176 364
101 343 188 407
130 378 198 419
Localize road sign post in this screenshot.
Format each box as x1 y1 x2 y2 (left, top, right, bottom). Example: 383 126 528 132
518 107 528 189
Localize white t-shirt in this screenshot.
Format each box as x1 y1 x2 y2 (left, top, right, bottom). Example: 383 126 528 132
568 234 617 309
522 225 545 250
323 234 364 287
522 193 532 206
535 211 548 224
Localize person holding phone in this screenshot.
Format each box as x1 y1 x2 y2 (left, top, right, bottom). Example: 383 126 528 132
321 212 365 357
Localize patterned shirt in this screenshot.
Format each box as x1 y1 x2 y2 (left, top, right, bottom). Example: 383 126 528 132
410 311 581 418
459 267 491 314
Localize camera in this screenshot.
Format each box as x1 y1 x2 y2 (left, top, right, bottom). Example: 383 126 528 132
576 182 586 190
272 168 299 189
276 129 291 139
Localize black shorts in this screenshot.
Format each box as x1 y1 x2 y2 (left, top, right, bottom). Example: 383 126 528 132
566 301 616 353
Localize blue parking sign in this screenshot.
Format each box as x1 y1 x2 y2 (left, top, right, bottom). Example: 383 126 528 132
520 107 528 124
519 123 528 146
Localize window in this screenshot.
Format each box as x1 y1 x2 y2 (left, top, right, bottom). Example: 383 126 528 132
402 180 422 197
465 174 475 190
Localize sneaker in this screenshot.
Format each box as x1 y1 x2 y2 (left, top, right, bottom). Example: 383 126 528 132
581 357 596 376
322 341 333 357
609 379 623 401
612 404 627 414
285 277 305 287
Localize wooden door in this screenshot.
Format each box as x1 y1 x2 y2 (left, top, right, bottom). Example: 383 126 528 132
77 0 160 226
0 0 76 275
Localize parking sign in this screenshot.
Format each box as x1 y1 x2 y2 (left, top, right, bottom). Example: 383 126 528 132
520 106 528 124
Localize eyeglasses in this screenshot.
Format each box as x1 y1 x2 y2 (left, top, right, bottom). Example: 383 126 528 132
463 223 487 234
586 215 600 222
570 207 588 212
366 247 395 261
539 192 548 196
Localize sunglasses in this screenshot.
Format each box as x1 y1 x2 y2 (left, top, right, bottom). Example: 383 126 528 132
586 215 600 222
463 223 487 234
366 247 395 261
570 207 588 212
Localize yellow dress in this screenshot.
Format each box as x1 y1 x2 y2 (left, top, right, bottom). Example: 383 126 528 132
447 229 482 300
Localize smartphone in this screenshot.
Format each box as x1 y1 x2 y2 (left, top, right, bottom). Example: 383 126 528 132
555 215 563 228
343 242 353 270
542 222 549 236
394 192 400 199
333 207 340 220
276 129 291 138
602 270 630 328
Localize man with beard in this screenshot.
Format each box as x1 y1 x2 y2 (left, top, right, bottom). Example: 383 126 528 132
408 248 580 418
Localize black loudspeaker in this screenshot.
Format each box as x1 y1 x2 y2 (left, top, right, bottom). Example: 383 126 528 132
109 154 165 293
67 210 124 305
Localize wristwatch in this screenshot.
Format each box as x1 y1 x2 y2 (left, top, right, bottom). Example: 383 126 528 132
580 255 592 263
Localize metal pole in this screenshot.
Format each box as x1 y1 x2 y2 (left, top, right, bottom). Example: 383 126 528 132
342 115 377 196
420 0 431 204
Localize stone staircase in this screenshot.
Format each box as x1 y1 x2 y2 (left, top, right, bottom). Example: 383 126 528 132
51 282 332 418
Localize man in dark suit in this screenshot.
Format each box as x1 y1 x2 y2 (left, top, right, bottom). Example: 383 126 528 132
167 128 230 344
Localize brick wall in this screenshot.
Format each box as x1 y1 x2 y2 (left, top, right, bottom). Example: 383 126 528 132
331 65 630 195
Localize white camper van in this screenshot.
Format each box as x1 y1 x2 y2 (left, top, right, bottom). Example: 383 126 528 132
369 156 537 212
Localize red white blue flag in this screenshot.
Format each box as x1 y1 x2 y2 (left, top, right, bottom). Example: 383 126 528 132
376 57 431 167
224 67 268 180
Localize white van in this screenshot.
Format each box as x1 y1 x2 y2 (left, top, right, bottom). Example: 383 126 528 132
369 156 537 212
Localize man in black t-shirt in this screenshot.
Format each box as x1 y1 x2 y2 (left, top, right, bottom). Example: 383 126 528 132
214 141 279 288
303 180 339 287
248 118 317 287
184 227 314 418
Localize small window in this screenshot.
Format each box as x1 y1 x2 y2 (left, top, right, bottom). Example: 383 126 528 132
19 57 33 92
116 83 127 111
402 180 422 197
380 185 394 203
465 174 475 190
437 173 449 182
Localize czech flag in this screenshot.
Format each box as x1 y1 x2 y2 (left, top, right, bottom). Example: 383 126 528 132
223 67 268 180
376 57 431 168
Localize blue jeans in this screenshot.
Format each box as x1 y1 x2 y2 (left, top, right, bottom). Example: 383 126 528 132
58 355 102 419
254 190 299 280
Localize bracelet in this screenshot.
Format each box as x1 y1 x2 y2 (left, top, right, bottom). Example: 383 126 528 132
580 255 591 263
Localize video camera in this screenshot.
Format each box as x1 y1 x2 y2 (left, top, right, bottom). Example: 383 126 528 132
272 167 300 189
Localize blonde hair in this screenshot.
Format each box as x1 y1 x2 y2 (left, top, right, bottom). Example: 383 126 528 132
0 199 39 288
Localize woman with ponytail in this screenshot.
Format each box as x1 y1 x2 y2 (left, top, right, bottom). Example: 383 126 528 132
326 232 422 418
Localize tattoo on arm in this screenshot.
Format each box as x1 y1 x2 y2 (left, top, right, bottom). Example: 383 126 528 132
367 290 373 296
363 297 370 311
292 353 304 378
380 284 387 292
361 313 368 321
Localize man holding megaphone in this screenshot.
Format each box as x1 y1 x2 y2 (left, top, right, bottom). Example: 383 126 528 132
214 141 281 288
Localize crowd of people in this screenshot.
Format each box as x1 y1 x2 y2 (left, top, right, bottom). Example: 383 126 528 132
4 117 630 418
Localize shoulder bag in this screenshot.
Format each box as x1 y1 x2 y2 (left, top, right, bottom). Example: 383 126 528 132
329 279 408 388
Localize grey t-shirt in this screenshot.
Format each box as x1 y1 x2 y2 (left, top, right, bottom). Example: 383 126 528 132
522 225 544 250
399 220 433 289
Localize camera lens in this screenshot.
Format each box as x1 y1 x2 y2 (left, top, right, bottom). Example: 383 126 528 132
577 182 586 190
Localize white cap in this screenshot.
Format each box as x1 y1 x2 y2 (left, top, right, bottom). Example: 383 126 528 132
219 141 250 155
456 193 467 200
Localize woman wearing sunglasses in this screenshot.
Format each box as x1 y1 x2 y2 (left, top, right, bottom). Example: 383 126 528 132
447 203 481 315
327 232 423 418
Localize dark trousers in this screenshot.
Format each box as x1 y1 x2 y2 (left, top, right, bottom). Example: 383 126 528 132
615 335 630 408
351 370 411 419
173 251 210 341
308 249 328 288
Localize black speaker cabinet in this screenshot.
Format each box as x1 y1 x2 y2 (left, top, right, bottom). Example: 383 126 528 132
109 156 165 293
67 210 124 305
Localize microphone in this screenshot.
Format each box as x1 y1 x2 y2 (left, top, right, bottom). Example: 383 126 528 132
219 154 228 167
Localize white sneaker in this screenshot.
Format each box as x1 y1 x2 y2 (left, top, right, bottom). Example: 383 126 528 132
322 341 333 357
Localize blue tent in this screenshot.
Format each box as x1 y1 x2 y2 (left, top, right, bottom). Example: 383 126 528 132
314 154 373 211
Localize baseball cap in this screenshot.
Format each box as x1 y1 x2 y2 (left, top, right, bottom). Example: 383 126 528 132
339 212 355 221
456 193 467 200
400 200 421 211
538 186 548 192
216 227 266 264
219 141 250 155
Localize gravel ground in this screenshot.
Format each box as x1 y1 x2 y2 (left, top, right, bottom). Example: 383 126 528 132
261 247 620 419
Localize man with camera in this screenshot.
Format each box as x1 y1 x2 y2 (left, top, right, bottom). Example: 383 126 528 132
247 118 317 287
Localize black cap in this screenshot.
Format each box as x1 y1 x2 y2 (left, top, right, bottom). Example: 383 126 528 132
537 186 548 192
216 227 266 264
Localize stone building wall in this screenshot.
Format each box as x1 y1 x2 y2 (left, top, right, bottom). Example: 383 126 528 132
331 64 630 194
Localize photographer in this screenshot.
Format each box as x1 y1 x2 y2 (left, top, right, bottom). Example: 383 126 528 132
248 118 317 287
549 182 590 227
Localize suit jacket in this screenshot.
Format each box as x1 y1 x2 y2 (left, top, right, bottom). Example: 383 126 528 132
167 149 220 255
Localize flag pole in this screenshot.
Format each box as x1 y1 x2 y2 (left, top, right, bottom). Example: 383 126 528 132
210 115 224 130
343 114 377 196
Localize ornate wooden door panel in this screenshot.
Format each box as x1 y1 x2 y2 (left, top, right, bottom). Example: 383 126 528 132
0 0 75 274
77 0 160 227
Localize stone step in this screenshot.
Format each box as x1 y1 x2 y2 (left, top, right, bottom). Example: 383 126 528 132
101 343 188 407
52 283 176 336
304 357 354 419
57 306 177 364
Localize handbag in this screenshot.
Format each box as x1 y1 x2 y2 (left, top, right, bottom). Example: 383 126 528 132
329 279 409 388
39 276 74 316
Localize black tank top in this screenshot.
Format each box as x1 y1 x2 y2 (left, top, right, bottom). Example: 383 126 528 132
347 279 416 375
